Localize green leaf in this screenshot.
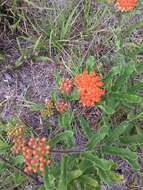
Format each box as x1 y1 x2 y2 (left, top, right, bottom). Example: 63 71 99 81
86 124 109 149
86 56 95 73
120 134 143 144
67 88 79 101
102 146 140 171
15 56 23 67
50 90 58 102
29 102 44 111
113 92 143 104
128 81 143 92
83 153 120 186
0 162 6 172
125 18 143 37
128 112 143 121
44 164 55 190
0 140 9 152
83 153 115 171
58 155 67 190
79 159 94 172
79 175 98 188
103 65 121 89
11 172 25 186
58 112 72 128
48 130 73 145
105 121 130 145
112 64 135 90
67 169 83 183
12 155 24 166
79 116 93 139
100 94 119 114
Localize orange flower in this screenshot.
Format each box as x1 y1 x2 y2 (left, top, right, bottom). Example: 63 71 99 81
41 98 53 117
22 137 51 174
74 70 104 106
7 123 24 139
55 101 68 113
115 0 136 11
59 79 73 95
11 137 25 154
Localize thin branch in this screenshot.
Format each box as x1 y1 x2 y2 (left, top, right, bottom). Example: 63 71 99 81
0 155 42 185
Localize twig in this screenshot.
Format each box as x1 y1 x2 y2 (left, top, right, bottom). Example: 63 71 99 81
0 155 42 185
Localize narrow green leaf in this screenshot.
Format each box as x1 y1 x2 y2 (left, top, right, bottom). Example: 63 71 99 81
100 95 119 114
58 112 72 128
48 130 73 145
11 172 25 186
128 112 143 121
29 102 44 111
86 125 109 149
103 66 121 88
83 153 120 186
120 134 143 144
113 64 135 90
58 155 67 190
79 116 93 139
112 92 143 104
33 35 42 53
79 159 94 172
0 140 9 152
105 121 130 144
128 81 143 92
86 56 95 73
67 169 83 183
12 155 24 166
79 175 98 187
83 153 115 171
102 146 140 171
67 88 79 101
125 18 143 37
44 165 54 190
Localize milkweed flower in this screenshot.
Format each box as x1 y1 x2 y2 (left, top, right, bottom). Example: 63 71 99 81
11 137 26 154
74 70 104 106
22 137 51 174
55 101 68 113
41 98 53 117
6 123 24 139
115 0 136 11
6 123 25 154
59 79 73 95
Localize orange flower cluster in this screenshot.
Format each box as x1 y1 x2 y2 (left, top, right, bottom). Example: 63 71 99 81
74 70 104 106
59 79 73 95
115 0 136 11
41 98 53 117
22 137 51 174
6 124 24 139
7 124 25 154
55 101 68 113
11 137 25 154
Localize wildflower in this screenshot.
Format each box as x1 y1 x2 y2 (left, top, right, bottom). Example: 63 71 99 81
11 137 25 154
59 79 73 95
6 123 24 140
41 98 53 117
107 0 115 4
6 123 25 154
22 137 51 174
115 0 136 11
74 70 104 106
55 101 68 113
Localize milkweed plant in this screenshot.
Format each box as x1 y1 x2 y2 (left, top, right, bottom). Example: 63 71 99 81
0 0 143 189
